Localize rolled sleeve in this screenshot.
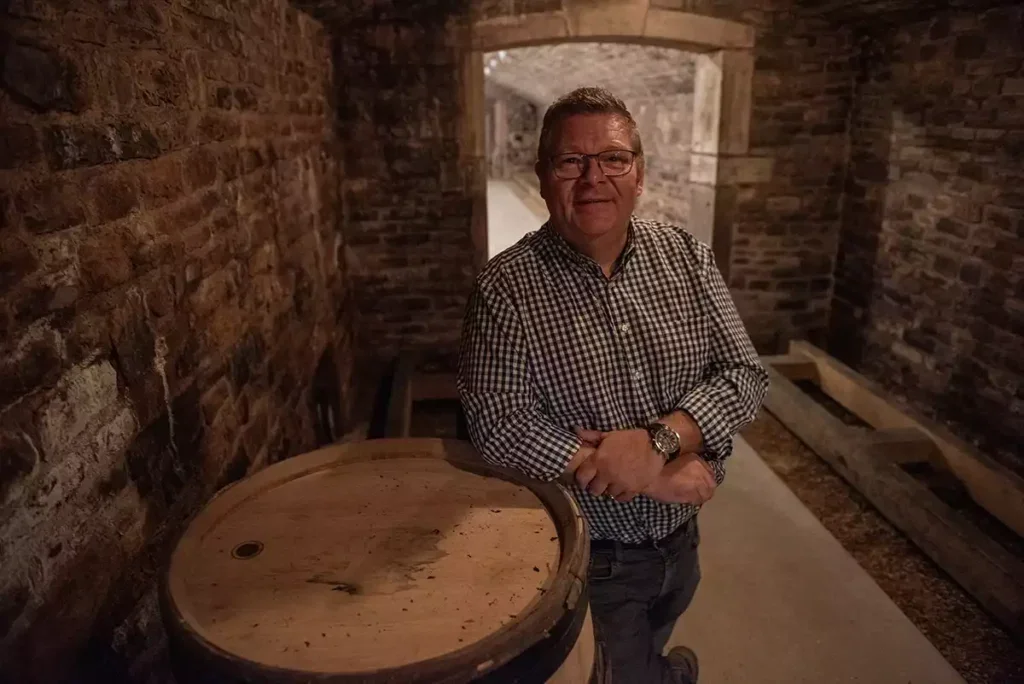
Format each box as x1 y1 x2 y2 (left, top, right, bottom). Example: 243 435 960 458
457 274 581 482
676 245 769 461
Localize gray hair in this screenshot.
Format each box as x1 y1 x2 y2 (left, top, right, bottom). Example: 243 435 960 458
536 87 644 166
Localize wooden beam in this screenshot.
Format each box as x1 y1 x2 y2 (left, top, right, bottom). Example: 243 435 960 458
763 367 1024 641
789 340 1024 538
761 354 819 382
861 427 944 467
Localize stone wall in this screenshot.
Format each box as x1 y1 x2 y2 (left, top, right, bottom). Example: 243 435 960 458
484 81 539 180
332 0 478 365
830 4 1024 475
0 1 352 681
724 12 855 352
630 92 694 227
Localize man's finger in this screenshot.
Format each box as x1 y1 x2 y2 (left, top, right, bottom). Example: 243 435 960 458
607 484 629 500
575 461 598 489
614 490 637 503
575 427 602 445
587 476 611 497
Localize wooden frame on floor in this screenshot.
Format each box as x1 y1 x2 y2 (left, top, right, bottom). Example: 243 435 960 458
761 340 1024 641
370 353 461 439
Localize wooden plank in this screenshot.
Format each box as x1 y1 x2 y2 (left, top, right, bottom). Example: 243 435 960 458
383 354 416 438
762 354 820 382
411 372 459 402
789 340 1024 538
763 367 1024 641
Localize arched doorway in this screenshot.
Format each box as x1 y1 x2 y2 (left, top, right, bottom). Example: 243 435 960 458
462 3 760 277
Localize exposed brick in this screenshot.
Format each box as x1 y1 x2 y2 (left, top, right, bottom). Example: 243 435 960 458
0 231 38 293
14 176 88 234
183 146 218 191
832 3 1024 477
136 57 187 108
137 155 186 209
80 224 134 294
0 324 65 408
0 125 41 169
88 171 140 223
0 428 39 507
43 122 161 171
1 43 86 113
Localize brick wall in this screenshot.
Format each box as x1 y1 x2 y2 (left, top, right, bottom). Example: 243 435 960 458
725 12 856 351
0 1 352 681
332 0 478 366
830 4 1024 475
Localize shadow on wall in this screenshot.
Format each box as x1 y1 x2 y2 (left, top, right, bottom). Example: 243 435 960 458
828 30 892 367
829 12 1024 476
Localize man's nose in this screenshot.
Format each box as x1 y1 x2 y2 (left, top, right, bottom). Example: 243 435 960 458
580 156 607 184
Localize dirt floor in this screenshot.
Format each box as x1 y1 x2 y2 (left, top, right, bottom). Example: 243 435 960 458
741 412 1024 684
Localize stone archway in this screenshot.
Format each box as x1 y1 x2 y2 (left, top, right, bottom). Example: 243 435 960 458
461 2 765 276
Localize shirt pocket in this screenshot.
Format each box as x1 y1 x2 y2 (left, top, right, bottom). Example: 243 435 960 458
646 312 713 402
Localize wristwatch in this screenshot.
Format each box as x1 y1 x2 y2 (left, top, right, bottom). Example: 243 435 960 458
645 422 681 462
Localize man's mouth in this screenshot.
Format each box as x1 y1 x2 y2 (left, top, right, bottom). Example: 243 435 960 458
575 198 612 205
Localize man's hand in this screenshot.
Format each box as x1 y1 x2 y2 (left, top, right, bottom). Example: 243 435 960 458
572 428 663 501
643 453 717 505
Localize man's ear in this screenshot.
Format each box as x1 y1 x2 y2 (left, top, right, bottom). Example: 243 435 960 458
535 160 547 199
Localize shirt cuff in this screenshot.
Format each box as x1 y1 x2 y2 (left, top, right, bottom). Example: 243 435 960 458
675 387 729 461
527 427 583 482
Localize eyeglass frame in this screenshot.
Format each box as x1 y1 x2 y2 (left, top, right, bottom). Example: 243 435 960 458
545 148 641 180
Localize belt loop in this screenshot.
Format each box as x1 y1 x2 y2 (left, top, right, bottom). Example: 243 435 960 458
613 540 624 561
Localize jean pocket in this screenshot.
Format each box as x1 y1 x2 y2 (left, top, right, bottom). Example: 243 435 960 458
588 552 619 582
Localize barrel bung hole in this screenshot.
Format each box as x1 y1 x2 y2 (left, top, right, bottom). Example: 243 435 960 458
232 541 264 559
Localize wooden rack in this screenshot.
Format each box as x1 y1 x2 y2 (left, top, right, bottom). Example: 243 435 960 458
762 340 1024 641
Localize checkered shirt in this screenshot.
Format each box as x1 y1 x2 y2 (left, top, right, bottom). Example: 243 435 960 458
457 216 769 543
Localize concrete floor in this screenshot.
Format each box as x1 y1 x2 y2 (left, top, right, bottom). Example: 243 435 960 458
485 181 967 683
669 436 965 684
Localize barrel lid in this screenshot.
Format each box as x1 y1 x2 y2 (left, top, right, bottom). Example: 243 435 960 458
163 438 587 682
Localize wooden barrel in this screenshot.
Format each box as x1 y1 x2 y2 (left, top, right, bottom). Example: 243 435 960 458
161 438 607 683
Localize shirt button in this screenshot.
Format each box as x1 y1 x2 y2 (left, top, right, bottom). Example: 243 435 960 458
634 369 643 380
620 323 630 333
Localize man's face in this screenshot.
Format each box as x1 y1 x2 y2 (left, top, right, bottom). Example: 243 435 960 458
536 113 644 242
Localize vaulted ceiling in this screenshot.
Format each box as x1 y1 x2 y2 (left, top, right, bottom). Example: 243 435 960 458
483 43 695 108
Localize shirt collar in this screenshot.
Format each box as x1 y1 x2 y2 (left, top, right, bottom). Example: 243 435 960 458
541 218 639 279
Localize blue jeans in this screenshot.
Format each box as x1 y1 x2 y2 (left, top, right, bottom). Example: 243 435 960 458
588 516 702 683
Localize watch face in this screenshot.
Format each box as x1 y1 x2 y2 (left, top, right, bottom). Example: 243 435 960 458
654 427 680 454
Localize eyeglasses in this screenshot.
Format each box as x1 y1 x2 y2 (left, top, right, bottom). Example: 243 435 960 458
549 149 639 180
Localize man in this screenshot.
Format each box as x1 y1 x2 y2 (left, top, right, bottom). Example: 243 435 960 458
457 87 768 683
